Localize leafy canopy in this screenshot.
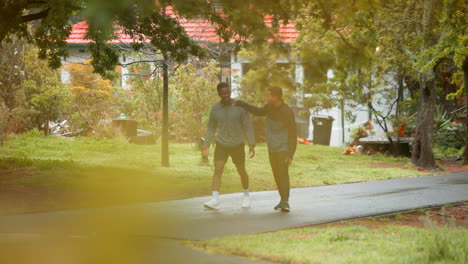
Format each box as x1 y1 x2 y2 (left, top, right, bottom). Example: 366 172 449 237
1 0 301 76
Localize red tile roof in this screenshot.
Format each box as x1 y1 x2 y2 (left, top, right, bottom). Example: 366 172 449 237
66 22 143 44
66 8 299 44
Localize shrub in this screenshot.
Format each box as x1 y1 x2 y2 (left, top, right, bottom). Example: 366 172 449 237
66 60 118 131
434 122 466 150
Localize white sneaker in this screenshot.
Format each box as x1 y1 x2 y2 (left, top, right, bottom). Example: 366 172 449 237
241 196 251 208
204 198 220 210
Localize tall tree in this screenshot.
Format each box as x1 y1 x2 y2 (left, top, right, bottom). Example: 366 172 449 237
463 56 468 164
23 46 67 135
0 39 67 137
380 0 467 168
293 3 407 151
293 0 466 168
0 37 28 138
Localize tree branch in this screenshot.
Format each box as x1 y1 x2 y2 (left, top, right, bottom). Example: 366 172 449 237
402 0 416 22
388 26 417 62
119 60 164 67
122 65 162 78
335 29 359 51
377 20 412 34
422 0 437 39
26 0 47 5
20 8 50 23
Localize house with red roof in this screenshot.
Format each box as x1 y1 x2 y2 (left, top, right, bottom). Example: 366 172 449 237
63 12 396 147
62 12 302 92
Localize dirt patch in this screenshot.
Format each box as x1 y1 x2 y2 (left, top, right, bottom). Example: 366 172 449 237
329 205 468 230
0 167 39 180
370 162 408 169
371 159 468 173
438 160 468 172
289 232 319 239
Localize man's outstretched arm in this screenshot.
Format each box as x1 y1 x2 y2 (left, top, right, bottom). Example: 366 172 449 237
235 100 269 116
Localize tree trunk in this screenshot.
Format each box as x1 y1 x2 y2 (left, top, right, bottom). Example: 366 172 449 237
161 54 169 167
44 116 49 136
161 7 170 167
393 74 405 156
462 56 468 164
411 70 436 169
411 0 438 169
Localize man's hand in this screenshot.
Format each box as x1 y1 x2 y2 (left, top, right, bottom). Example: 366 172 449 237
231 98 238 106
232 98 245 107
202 146 209 156
286 157 292 165
249 146 255 158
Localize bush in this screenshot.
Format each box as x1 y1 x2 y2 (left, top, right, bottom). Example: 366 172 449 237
433 145 464 157
0 101 31 137
66 60 118 130
24 129 44 137
434 122 466 150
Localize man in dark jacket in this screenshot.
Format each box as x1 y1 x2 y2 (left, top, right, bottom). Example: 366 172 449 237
202 82 255 210
235 87 297 212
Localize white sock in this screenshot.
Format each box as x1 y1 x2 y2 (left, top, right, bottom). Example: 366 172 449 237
243 189 249 197
212 191 219 200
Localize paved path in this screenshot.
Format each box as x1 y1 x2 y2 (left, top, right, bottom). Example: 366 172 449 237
0 171 467 263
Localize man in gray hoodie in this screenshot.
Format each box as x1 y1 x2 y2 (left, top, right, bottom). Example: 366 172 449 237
202 82 255 210
235 87 296 212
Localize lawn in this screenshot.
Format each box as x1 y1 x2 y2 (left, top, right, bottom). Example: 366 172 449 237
0 133 431 213
187 206 468 264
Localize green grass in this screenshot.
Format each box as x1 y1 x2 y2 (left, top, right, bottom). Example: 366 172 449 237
0 134 430 207
188 224 468 264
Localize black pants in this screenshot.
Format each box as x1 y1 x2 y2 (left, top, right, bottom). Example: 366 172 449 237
268 151 290 202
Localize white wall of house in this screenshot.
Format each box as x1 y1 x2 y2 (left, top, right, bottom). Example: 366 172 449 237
295 63 304 86
230 52 243 97
61 46 91 83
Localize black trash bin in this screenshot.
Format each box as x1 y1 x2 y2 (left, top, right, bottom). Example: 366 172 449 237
312 116 334 146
